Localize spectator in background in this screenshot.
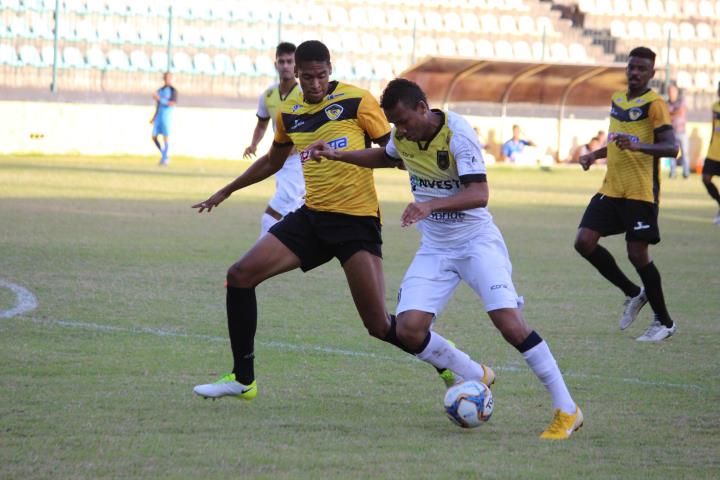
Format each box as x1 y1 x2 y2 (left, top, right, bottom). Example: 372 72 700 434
596 130 607 147
501 125 536 164
474 126 496 165
570 137 601 163
665 83 689 179
150 72 177 166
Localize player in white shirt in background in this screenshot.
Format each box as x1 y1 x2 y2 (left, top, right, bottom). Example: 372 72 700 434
310 78 582 440
244 42 305 236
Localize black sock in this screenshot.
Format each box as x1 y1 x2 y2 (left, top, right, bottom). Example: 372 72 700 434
583 245 641 297
636 262 673 328
703 180 720 206
227 286 257 384
382 315 435 360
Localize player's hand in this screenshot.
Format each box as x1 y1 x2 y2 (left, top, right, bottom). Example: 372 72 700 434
401 202 432 227
243 145 256 158
192 188 230 213
579 153 595 171
614 135 640 152
152 93 160 101
305 140 338 163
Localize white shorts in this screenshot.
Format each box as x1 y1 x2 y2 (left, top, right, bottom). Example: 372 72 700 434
396 224 523 316
268 152 305 216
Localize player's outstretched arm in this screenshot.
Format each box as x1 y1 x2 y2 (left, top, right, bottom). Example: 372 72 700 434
192 143 293 213
307 141 400 168
401 181 489 227
579 146 607 171
244 118 270 158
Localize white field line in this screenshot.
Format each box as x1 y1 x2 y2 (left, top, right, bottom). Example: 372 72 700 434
0 279 38 318
1 279 707 391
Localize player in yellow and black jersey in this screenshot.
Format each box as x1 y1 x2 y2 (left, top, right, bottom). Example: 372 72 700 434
189 41 447 400
701 81 720 224
576 47 679 342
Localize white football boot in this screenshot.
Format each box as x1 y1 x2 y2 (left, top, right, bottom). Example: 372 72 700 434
620 288 647 330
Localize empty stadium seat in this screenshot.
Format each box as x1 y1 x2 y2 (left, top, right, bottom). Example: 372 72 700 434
85 46 105 69
644 21 662 39
550 42 569 62
568 43 588 62
19 44 41 66
476 39 494 58
233 54 254 76
424 11 443 31
213 53 234 76
385 9 406 29
367 7 387 28
380 34 400 54
481 14 499 34
682 1 698 16
117 22 140 44
348 7 369 26
610 19 626 37
678 46 695 65
8 16 30 38
354 59 374 80
308 5 330 25
107 48 130 70
62 46 83 68
444 12 462 32
695 22 712 40
626 20 644 39
461 13 480 33
437 37 456 56
517 15 535 35
695 47 712 66
695 71 710 91
678 22 695 40
417 37 437 57
373 59 393 80
172 51 192 73
361 33 380 52
457 38 475 57
193 52 213 75
398 35 414 55
254 54 275 77
328 6 349 25
40 45 55 66
333 58 354 79
75 19 98 42
513 40 533 60
676 70 693 89
499 16 517 35
0 43 20 67
494 40 512 59
30 16 53 40
533 41 548 61
536 17 556 36
130 50 151 72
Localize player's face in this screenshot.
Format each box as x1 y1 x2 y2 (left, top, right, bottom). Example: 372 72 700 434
626 56 654 91
275 53 295 81
385 101 430 142
163 73 172 86
296 61 332 104
668 85 678 101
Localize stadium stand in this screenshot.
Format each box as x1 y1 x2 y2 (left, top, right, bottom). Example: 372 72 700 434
0 0 716 109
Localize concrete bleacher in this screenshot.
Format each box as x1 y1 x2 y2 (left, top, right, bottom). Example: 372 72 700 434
0 0 615 99
16 0 720 105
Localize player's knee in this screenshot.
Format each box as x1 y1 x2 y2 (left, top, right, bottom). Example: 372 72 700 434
365 320 389 340
574 236 593 257
396 320 427 350
226 263 257 288
702 174 713 185
626 248 648 267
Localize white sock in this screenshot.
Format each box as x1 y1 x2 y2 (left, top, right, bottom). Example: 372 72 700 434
259 213 279 238
416 331 485 382
522 340 576 414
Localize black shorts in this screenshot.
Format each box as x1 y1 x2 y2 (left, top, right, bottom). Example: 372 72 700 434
579 193 660 244
269 205 382 272
702 158 720 176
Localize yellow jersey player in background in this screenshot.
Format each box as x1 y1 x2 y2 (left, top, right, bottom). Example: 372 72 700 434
243 42 305 237
190 40 454 401
310 78 582 440
576 47 679 342
701 81 720 225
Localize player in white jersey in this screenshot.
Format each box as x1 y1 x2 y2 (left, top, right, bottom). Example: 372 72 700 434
244 42 305 236
310 78 582 440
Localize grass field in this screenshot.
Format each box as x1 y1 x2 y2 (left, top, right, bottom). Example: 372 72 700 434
1 154 719 479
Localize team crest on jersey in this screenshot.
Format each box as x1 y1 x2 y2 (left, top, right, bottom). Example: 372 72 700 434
265 89 273 98
325 104 344 120
628 107 643 121
291 104 302 113
437 150 450 170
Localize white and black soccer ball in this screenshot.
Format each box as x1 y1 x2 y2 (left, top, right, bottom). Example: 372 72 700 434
443 380 494 428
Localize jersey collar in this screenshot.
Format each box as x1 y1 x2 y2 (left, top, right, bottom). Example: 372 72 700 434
417 109 446 151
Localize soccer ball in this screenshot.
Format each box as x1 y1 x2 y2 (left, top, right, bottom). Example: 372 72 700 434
443 380 494 428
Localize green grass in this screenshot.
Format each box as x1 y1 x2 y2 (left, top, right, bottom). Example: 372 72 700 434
1 155 719 479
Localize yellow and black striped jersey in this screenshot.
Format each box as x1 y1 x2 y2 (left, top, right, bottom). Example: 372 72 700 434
273 81 390 217
600 89 672 203
707 101 720 161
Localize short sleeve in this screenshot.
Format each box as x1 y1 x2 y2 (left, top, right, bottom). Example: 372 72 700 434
649 99 672 130
357 91 391 142
449 113 486 178
385 130 401 159
256 91 270 120
272 111 293 146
